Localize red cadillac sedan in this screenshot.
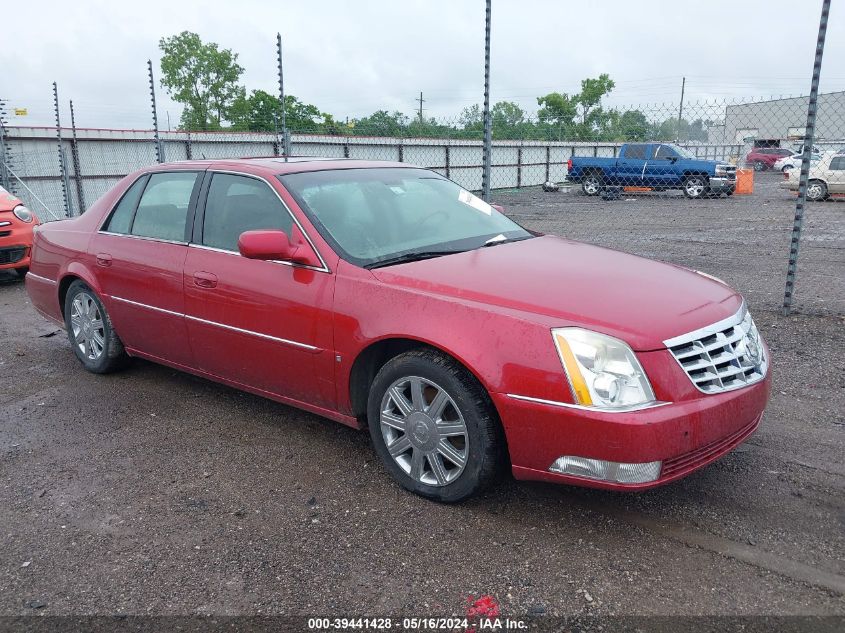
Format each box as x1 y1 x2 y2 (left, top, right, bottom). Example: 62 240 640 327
25 158 770 502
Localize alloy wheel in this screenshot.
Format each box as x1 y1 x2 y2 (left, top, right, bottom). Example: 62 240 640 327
583 176 601 195
685 176 706 198
70 292 105 361
379 376 469 487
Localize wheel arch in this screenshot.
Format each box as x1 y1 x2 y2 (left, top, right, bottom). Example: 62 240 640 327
348 336 497 420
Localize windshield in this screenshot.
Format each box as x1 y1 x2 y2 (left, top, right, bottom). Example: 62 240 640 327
280 168 532 268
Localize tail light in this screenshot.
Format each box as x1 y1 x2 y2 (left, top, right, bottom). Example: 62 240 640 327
566 158 573 172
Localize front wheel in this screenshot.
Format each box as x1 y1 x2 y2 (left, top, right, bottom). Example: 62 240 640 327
581 173 603 196
683 175 708 199
367 349 504 502
15 266 29 279
806 180 828 202
753 161 765 171
63 280 129 374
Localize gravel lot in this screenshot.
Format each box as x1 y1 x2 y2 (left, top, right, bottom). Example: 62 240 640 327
0 175 843 622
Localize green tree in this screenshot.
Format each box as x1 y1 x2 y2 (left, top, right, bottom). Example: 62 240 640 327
537 74 616 140
229 90 326 133
159 31 244 130
353 110 409 136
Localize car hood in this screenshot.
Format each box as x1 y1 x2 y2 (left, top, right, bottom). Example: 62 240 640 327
372 235 742 351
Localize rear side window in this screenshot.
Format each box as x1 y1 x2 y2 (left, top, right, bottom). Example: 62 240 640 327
131 172 199 242
103 176 146 234
201 173 293 251
624 144 648 159
830 156 845 170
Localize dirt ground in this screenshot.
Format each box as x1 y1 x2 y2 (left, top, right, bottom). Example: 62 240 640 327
0 175 843 622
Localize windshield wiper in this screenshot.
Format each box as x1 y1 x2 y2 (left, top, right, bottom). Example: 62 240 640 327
481 234 532 248
365 250 465 269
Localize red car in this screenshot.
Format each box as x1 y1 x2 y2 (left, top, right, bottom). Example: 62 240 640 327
25 159 770 502
1 185 40 277
745 147 793 171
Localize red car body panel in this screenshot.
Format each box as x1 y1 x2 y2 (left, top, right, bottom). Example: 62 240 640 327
0 187 39 272
25 158 771 491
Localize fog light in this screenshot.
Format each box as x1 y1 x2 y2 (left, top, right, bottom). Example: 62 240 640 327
549 456 662 484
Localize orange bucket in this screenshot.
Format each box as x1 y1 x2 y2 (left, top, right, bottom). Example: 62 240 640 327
624 186 652 192
734 169 754 195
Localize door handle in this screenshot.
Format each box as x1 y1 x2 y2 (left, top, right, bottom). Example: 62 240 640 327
193 271 218 289
96 253 112 267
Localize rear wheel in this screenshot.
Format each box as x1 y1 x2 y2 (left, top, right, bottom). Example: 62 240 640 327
367 349 504 503
581 173 603 196
683 175 708 199
806 180 828 202
753 161 765 171
63 280 129 374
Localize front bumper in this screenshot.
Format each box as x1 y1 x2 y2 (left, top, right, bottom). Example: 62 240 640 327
0 218 35 271
0 244 31 270
709 176 736 192
493 368 770 491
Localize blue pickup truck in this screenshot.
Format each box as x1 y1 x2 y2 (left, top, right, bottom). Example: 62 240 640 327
566 142 737 198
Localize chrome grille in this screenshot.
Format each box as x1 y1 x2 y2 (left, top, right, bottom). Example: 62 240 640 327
664 305 767 394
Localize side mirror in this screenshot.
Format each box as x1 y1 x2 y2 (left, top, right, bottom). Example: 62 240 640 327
238 229 296 260
238 228 322 269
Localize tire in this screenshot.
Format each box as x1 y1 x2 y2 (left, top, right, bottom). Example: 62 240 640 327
15 266 29 279
781 165 793 173
725 189 734 196
581 172 603 196
367 349 504 503
683 175 708 199
806 180 828 202
63 280 129 374
753 161 765 171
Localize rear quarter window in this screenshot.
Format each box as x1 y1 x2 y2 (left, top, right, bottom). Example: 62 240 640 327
103 176 147 234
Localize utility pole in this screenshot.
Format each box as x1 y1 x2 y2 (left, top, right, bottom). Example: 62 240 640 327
676 77 686 142
417 91 425 123
481 0 492 201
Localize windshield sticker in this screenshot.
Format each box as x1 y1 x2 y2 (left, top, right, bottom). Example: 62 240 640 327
458 189 492 215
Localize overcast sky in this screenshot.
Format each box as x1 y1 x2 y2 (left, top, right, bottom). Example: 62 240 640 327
3 0 844 129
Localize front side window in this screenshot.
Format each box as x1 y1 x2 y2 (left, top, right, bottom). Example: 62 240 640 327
103 176 147 234
654 145 679 160
624 144 648 159
280 167 532 268
131 172 199 241
201 173 294 251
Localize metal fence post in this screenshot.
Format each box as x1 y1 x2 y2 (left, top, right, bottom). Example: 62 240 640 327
185 131 193 160
0 100 11 192
782 0 830 315
516 145 522 188
148 60 165 163
545 146 550 183
277 33 291 159
53 82 72 218
481 0 492 199
69 100 86 214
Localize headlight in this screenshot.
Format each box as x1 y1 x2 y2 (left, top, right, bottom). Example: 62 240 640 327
552 328 657 410
13 205 34 223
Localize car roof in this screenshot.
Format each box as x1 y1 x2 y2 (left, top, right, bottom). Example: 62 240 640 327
148 156 413 176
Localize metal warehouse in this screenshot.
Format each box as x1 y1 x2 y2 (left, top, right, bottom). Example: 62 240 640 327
711 91 845 148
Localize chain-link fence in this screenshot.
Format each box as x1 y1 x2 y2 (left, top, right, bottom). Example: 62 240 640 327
2 94 843 316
